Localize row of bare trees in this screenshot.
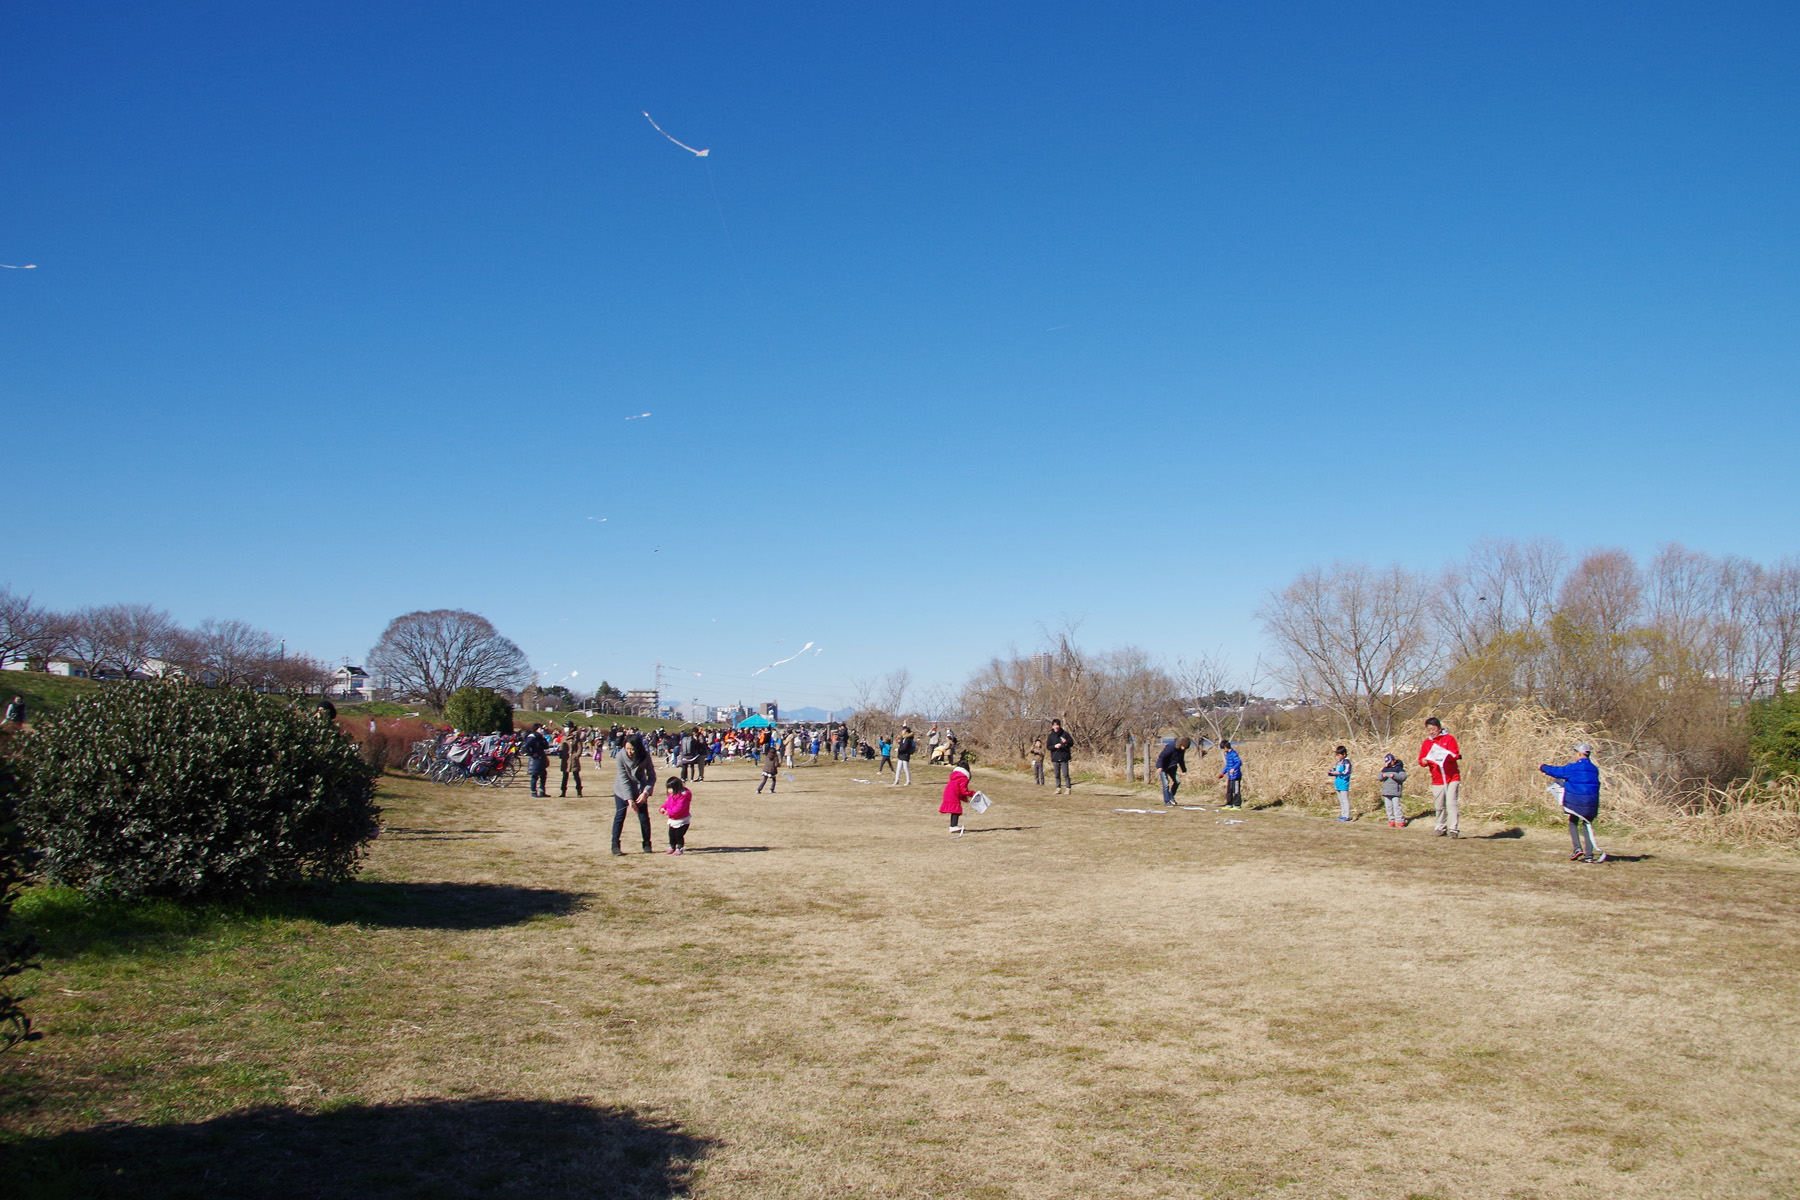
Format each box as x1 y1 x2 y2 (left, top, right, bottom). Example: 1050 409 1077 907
956 632 1185 761
1258 539 1800 780
0 589 331 693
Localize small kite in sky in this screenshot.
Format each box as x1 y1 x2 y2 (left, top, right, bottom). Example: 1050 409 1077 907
752 641 818 676
642 112 709 157
625 412 651 421
0 264 35 269
587 516 607 522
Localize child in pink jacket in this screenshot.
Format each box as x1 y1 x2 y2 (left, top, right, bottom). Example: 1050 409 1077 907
661 778 693 854
940 756 974 837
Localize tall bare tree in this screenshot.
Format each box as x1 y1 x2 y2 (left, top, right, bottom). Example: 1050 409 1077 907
184 618 282 688
0 589 66 669
366 609 532 708
1258 562 1440 738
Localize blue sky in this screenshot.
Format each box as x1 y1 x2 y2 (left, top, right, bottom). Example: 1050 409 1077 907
2 1 1796 710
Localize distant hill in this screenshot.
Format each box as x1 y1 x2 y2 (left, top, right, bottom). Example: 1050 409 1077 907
781 706 855 723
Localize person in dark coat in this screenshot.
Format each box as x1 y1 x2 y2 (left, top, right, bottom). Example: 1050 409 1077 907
522 723 551 797
1046 720 1075 794
1156 737 1192 806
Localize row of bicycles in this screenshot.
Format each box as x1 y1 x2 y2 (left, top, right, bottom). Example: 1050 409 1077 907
406 735 523 788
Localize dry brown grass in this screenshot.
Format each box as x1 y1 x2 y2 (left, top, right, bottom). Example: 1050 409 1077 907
6 759 1800 1198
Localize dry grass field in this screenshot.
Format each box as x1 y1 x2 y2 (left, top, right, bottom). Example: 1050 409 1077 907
5 756 1800 1199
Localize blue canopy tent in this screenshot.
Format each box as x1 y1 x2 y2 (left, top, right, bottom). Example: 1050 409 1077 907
736 714 774 729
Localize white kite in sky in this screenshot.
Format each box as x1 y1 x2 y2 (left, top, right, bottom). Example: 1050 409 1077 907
752 642 820 676
625 412 651 421
642 112 708 157
0 264 35 269
587 516 607 522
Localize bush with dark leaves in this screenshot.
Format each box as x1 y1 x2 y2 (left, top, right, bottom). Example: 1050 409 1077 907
18 684 379 900
0 755 40 1047
443 687 513 735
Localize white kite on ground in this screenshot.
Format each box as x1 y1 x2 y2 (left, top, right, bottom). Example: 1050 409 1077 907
752 641 819 676
642 112 709 157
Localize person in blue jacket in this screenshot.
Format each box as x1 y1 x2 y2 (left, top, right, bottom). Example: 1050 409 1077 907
1218 740 1244 809
1541 742 1605 863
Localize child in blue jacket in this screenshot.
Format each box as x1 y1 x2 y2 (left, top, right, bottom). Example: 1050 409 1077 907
1541 743 1604 863
1329 746 1353 821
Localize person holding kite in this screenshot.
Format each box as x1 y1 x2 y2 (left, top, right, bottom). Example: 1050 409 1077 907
1541 743 1606 863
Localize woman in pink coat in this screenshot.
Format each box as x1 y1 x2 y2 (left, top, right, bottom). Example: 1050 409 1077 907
940 755 974 837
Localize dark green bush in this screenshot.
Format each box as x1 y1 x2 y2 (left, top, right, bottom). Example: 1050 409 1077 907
0 755 40 1047
1747 692 1800 778
443 687 513 735
17 684 380 900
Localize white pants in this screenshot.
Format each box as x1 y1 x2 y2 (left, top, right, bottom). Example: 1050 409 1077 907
1337 789 1352 819
1432 781 1460 833
1383 795 1404 821
892 759 911 785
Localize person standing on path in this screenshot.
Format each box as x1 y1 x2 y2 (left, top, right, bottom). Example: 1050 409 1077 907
1157 737 1191 806
1030 737 1046 786
1419 716 1462 838
893 726 915 786
1542 742 1605 863
940 755 975 837
559 722 585 797
523 723 551 798
1330 746 1353 821
1046 719 1075 793
1378 754 1408 827
612 735 656 855
1218 740 1244 808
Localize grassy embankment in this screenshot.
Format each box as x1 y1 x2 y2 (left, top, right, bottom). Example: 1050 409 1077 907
0 675 100 725
3 758 1798 1198
332 700 683 734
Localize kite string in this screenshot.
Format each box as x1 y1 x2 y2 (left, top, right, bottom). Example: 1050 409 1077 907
704 160 749 293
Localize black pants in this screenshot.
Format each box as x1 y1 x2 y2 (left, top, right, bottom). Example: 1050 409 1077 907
669 823 688 849
529 759 549 796
612 796 652 847
758 772 777 793
1053 760 1072 790
561 761 581 796
1224 777 1243 807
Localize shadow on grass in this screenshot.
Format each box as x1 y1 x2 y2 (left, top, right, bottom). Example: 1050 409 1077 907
965 826 1040 835
680 846 769 854
0 1096 715 1200
1481 827 1526 839
17 881 591 959
380 826 506 841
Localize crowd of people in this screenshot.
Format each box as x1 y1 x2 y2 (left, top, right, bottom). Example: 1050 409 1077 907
419 710 1610 867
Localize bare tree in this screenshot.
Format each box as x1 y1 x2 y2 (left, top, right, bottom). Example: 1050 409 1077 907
0 588 66 669
185 618 282 688
1173 650 1263 747
1258 562 1440 738
366 609 532 708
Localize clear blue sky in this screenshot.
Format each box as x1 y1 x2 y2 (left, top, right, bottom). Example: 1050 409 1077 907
3 2 1796 710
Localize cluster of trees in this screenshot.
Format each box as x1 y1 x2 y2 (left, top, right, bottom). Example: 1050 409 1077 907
0 589 331 693
1259 539 1800 781
956 634 1187 760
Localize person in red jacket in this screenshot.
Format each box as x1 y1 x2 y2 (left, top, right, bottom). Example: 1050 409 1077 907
1418 716 1462 838
940 755 975 837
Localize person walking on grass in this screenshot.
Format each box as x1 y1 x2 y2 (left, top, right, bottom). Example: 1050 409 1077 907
1157 737 1192 806
559 722 585 797
661 777 693 855
1046 719 1075 794
1218 739 1244 808
523 723 551 798
876 734 894 776
1330 746 1353 821
893 726 915 786
757 744 780 793
1379 753 1408 827
2 695 24 731
1030 737 1046 786
1419 716 1462 838
1542 743 1605 863
611 735 656 856
941 753 975 837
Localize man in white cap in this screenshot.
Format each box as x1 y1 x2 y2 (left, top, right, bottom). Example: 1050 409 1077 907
1541 742 1604 863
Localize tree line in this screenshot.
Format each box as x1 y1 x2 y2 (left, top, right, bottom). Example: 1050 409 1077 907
0 590 331 693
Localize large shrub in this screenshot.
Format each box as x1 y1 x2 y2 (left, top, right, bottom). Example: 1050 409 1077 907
1747 692 1800 778
18 684 380 900
0 756 40 1047
443 687 513 735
